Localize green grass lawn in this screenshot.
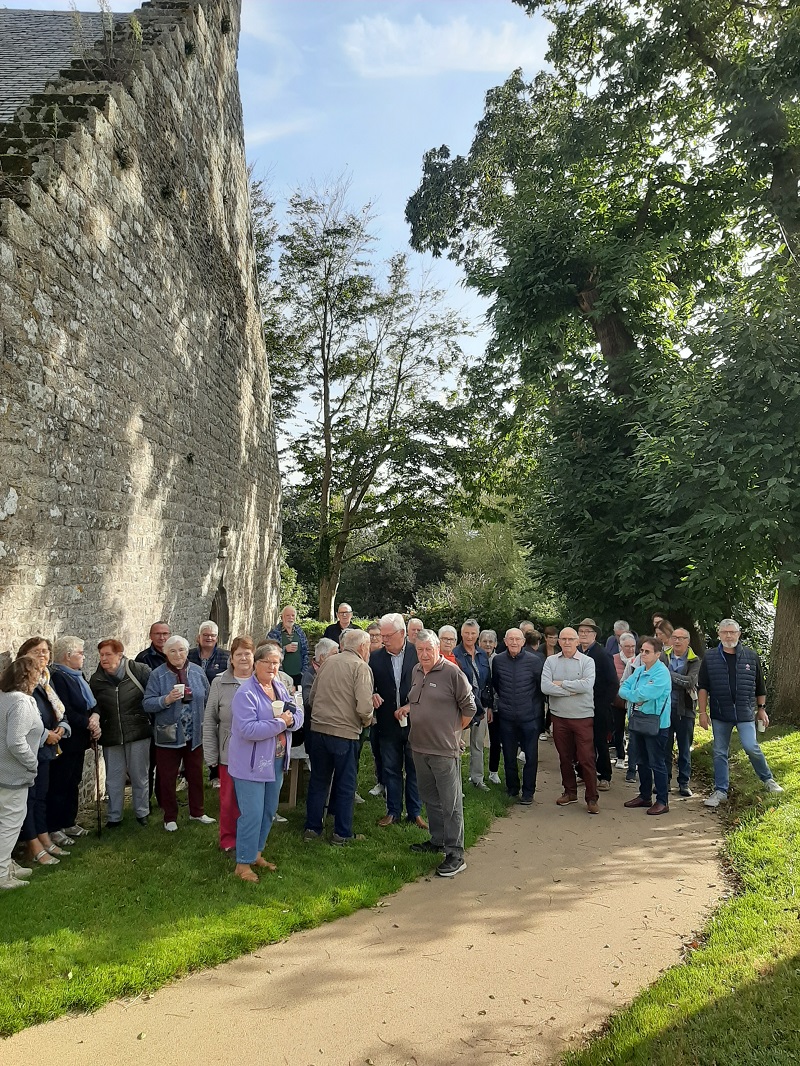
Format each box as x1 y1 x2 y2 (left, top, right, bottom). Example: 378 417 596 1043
0 757 509 1037
565 727 800 1066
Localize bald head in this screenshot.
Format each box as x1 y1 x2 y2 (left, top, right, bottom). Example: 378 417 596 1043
504 628 524 656
558 627 579 658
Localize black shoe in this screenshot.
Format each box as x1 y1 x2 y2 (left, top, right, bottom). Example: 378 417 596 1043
436 854 467 878
410 840 443 854
519 795 534 805
679 786 694 798
331 832 365 846
303 829 322 842
136 816 149 826
105 821 122 829
506 792 520 800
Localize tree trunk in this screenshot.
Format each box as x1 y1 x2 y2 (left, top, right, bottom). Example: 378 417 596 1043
576 283 636 397
770 573 800 726
318 576 337 623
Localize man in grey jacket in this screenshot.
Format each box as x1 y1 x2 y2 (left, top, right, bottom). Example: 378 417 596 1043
541 627 599 814
304 630 374 845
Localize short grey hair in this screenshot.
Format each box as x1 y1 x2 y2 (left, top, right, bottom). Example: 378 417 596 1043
416 629 440 649
718 618 741 632
619 632 637 646
408 617 423 628
254 642 283 663
198 620 218 637
614 620 629 634
461 617 480 631
52 635 84 663
164 635 190 654
479 629 497 643
314 637 339 663
342 629 371 654
438 625 457 639
379 613 406 634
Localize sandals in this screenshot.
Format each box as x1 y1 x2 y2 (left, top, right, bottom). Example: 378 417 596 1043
44 843 70 857
254 857 276 871
51 831 75 847
65 825 89 838
234 864 259 883
32 849 59 866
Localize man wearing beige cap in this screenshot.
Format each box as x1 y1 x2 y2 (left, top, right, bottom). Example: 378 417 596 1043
541 627 599 813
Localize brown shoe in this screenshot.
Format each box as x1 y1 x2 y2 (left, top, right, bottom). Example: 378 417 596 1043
624 796 651 808
410 815 428 829
377 814 399 827
586 800 600 814
646 802 669 816
234 863 259 883
556 793 578 805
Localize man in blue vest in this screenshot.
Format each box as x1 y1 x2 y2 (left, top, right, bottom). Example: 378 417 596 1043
697 618 783 807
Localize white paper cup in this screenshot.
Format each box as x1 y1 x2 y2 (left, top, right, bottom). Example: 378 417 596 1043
399 714 408 728
271 700 285 715
174 684 185 697
757 719 766 733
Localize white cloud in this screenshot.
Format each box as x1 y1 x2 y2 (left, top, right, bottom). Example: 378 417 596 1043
245 115 315 147
342 14 548 78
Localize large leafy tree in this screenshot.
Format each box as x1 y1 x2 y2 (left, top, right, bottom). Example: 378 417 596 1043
407 2 800 717
261 182 473 620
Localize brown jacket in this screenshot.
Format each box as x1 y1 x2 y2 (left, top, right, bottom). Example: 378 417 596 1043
308 649 374 741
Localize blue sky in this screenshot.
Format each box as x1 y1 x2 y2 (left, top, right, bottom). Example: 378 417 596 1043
3 0 551 343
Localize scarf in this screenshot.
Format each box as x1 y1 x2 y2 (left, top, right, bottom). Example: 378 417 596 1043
40 666 66 722
52 663 97 710
167 661 193 703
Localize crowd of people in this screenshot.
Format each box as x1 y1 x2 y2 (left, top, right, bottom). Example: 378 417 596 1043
0 604 783 887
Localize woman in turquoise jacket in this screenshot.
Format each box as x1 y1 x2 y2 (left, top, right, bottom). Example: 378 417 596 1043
619 637 672 815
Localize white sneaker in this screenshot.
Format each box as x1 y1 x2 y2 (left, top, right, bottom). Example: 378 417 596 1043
703 790 728 808
164 821 178 831
615 758 628 770
0 875 29 890
368 783 385 797
190 814 216 824
353 792 365 804
273 813 287 823
539 732 550 741
10 860 32 878
488 772 501 785
517 751 526 763
764 779 784 794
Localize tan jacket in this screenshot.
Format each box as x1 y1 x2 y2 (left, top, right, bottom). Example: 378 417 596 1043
308 650 374 740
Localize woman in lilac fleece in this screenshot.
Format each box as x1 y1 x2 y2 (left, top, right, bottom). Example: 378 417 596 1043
228 643 303 882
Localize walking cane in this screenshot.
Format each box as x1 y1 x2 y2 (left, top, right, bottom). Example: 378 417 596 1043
92 740 102 838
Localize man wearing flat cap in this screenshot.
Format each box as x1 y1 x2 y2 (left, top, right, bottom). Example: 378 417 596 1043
577 619 619 791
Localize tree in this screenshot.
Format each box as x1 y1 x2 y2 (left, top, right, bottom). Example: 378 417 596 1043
261 181 474 621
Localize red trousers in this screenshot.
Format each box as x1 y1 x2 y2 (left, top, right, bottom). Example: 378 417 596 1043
155 743 205 823
218 764 240 851
552 716 599 803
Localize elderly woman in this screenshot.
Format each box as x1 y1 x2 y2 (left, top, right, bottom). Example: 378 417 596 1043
17 637 72 865
438 626 458 663
620 637 673 816
89 639 153 828
47 636 101 845
203 636 255 851
479 629 502 785
188 620 230 684
0 656 45 888
228 643 303 882
143 635 211 832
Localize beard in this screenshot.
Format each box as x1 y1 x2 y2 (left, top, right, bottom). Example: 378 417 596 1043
721 640 739 650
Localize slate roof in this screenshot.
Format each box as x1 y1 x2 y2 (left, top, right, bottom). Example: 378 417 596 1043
0 9 129 122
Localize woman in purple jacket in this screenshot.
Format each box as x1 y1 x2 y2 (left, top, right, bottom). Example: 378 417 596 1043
228 643 303 882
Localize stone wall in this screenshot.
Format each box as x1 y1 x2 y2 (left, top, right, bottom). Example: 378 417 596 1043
0 0 281 666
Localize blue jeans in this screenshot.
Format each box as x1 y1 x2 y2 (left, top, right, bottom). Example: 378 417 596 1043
305 731 358 839
499 716 542 798
381 733 421 820
233 769 283 864
667 715 695 789
626 730 639 781
711 719 773 794
637 729 670 805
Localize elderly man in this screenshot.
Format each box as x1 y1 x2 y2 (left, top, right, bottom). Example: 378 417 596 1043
323 603 362 644
541 627 599 813
605 620 638 657
404 630 475 877
407 618 425 644
491 628 545 803
267 606 310 687
188 621 230 683
304 629 374 844
698 619 783 807
300 637 339 732
135 620 171 670
577 618 618 790
453 618 491 790
666 628 701 797
371 614 426 828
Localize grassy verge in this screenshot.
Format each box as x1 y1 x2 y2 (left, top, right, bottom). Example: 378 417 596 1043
565 728 800 1066
0 756 509 1037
